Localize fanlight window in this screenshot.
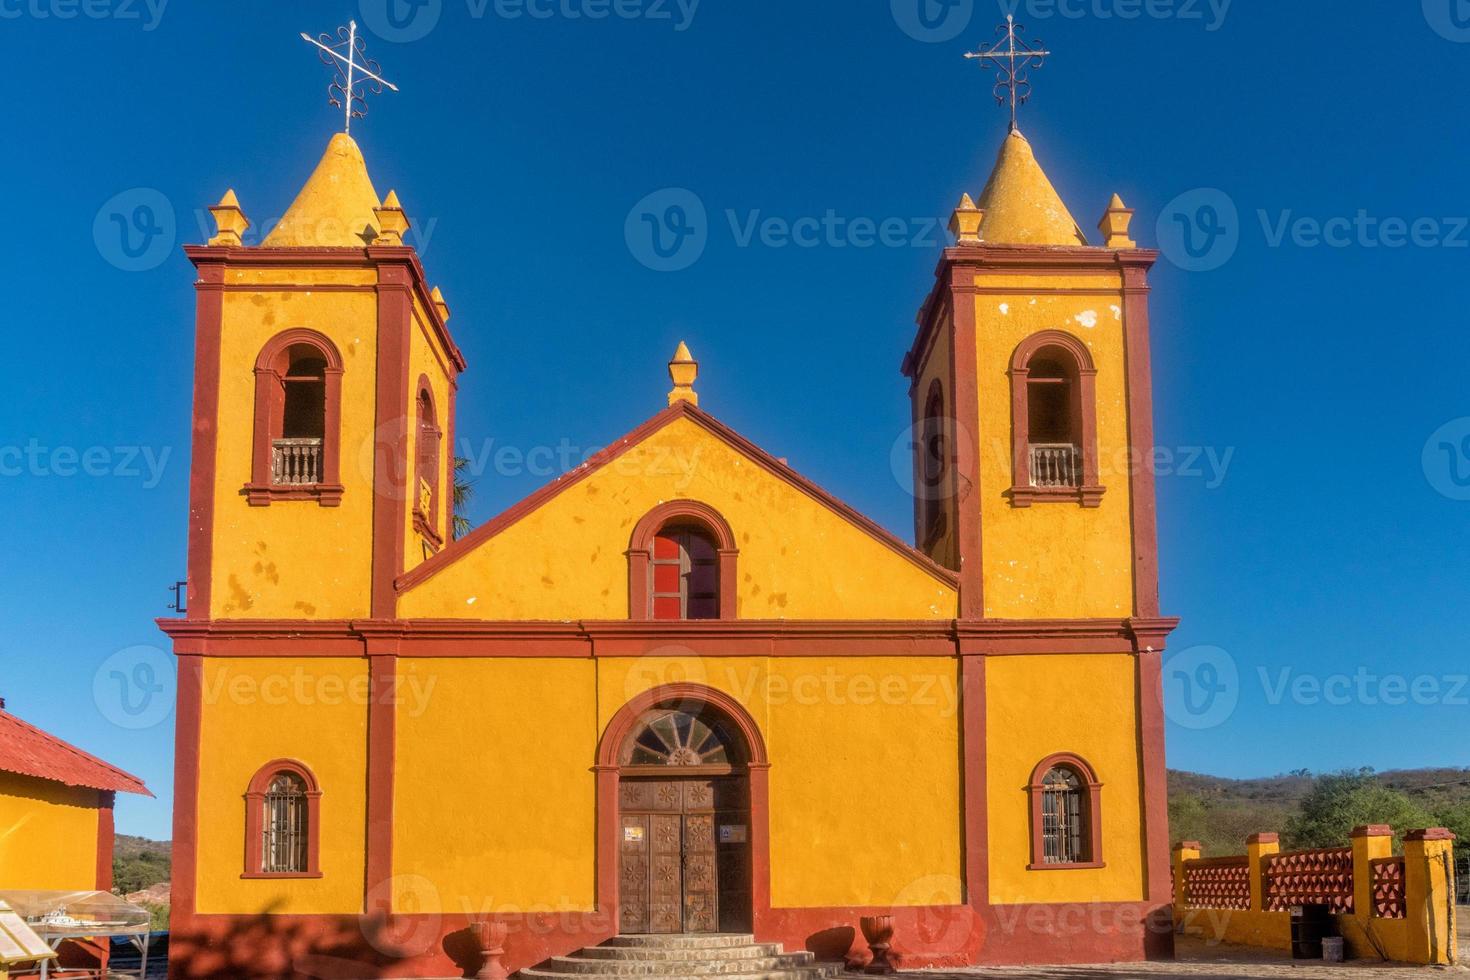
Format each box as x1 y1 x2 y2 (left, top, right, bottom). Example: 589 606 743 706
262 772 309 874
621 709 737 768
1041 766 1087 864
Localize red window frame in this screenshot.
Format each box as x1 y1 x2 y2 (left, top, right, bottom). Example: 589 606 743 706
627 501 738 621
1005 330 1104 508
242 758 323 879
244 329 345 507
412 376 443 548
1026 753 1105 870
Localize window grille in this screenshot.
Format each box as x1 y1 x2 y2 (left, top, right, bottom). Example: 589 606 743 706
1041 767 1086 864
262 773 309 874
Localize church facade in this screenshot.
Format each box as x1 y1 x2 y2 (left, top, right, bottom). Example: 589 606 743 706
158 127 1178 978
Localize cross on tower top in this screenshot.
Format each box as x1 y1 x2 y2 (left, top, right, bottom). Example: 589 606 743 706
300 21 399 135
963 15 1051 133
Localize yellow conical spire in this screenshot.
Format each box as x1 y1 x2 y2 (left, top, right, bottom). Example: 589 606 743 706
263 133 383 247
974 131 1088 247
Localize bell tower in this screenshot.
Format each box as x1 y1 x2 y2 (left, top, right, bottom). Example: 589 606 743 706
902 128 1162 624
183 133 465 622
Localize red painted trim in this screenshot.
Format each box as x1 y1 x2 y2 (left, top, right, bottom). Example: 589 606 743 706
1005 329 1104 509
365 654 397 910
1136 649 1172 906
371 263 414 618
242 759 323 878
185 260 224 619
1120 253 1162 618
171 655 203 925
960 655 988 908
1026 753 1105 870
396 400 958 595
1248 832 1282 844
596 684 770 929
243 328 346 507
156 616 1178 659
1404 828 1457 841
95 791 115 891
412 374 444 548
626 500 739 620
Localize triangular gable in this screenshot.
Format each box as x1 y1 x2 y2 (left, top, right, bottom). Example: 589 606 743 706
397 401 956 610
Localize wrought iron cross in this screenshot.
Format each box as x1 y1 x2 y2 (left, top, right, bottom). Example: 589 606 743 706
300 21 399 134
964 15 1051 132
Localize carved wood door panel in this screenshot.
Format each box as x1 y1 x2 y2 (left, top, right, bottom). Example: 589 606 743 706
619 778 725 934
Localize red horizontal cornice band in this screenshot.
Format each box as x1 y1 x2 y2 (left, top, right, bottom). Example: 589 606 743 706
183 244 467 372
904 246 1160 379
155 616 1178 659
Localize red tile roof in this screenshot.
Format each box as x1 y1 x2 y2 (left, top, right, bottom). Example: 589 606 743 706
0 710 151 796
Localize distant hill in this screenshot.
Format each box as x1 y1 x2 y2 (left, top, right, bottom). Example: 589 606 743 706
1168 767 1470 858
113 834 170 895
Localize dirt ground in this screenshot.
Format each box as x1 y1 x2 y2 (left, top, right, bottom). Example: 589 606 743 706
904 920 1469 978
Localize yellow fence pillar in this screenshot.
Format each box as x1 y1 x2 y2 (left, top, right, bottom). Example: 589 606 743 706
1350 824 1394 924
1403 828 1457 966
1246 832 1279 912
1172 841 1201 923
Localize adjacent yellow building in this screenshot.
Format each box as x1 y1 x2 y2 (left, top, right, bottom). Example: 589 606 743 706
158 124 1179 977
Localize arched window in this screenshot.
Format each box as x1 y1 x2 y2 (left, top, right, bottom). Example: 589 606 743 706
627 501 738 621
1006 331 1103 508
918 380 948 549
243 760 322 878
413 378 443 547
246 329 344 506
619 707 744 770
1027 754 1104 870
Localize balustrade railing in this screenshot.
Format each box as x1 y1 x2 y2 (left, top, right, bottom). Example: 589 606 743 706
1030 443 1080 488
272 438 323 486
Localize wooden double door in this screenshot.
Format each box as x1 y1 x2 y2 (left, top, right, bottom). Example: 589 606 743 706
618 776 750 934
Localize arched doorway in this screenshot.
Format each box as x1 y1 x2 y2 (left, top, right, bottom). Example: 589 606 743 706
598 687 765 936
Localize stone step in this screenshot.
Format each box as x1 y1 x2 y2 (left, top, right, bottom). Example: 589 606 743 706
514 934 843 980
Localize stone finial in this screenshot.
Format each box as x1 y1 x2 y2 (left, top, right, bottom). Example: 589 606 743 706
949 193 984 245
430 286 451 324
1098 193 1136 248
667 341 698 407
208 189 250 247
374 189 411 246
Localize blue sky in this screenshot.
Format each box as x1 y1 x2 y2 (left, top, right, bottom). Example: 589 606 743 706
2 1 1468 840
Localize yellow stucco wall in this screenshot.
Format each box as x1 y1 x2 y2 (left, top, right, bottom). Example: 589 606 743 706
400 416 957 620
973 276 1136 619
985 654 1144 904
0 772 100 890
387 655 963 914
209 269 379 620
194 658 369 914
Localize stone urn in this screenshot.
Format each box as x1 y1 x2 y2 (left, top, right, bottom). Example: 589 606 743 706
858 914 896 975
472 920 510 980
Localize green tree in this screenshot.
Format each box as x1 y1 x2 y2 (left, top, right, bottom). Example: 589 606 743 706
1285 769 1436 850
1431 799 1470 843
452 455 474 540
